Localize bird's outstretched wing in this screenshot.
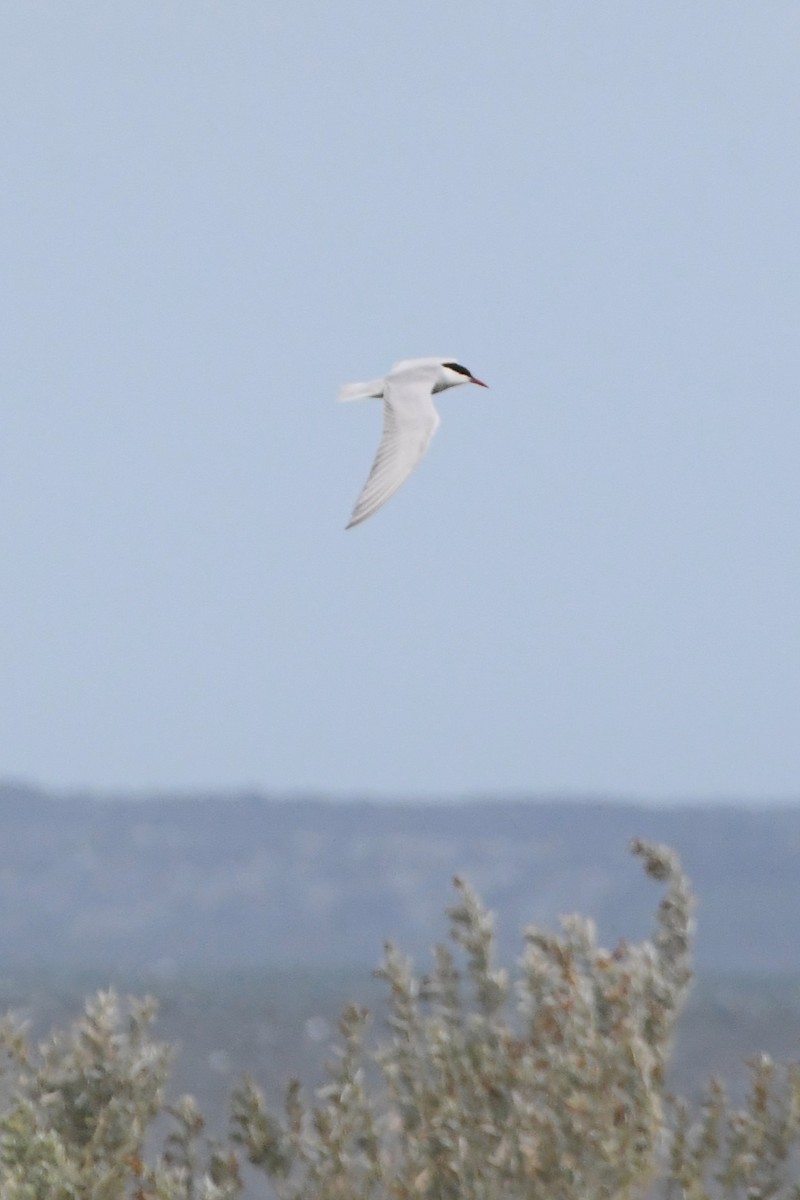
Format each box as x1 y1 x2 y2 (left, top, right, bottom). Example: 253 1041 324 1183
346 375 440 529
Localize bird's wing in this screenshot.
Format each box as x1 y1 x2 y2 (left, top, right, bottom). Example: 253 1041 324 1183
346 374 440 529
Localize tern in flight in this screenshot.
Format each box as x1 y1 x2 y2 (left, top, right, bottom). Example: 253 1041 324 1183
339 357 488 529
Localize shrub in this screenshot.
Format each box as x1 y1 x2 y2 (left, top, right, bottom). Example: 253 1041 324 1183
1 840 799 1199
0 992 239 1199
231 838 694 1199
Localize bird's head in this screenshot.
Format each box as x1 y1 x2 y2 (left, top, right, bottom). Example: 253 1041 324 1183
387 357 489 392
438 360 489 390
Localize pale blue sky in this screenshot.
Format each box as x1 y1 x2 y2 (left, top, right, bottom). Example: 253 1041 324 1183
2 2 799 800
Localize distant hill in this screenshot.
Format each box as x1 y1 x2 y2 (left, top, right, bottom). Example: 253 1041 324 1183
0 783 798 972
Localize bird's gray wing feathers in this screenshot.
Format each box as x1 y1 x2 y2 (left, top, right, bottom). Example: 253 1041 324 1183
346 376 440 529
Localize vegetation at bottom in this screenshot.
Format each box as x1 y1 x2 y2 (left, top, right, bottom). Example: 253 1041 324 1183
0 839 798 1198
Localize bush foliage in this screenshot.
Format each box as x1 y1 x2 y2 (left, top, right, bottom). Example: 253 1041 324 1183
0 840 798 1198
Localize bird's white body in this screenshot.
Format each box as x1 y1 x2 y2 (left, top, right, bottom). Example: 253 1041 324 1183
339 357 487 529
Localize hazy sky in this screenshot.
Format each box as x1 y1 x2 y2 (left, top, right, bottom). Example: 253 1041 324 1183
2 2 799 801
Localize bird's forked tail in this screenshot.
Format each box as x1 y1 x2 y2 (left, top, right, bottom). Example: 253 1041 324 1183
337 377 385 403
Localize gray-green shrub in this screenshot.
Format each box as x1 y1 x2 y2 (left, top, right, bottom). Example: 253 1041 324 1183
1 839 799 1199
